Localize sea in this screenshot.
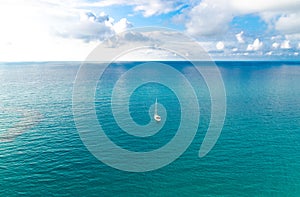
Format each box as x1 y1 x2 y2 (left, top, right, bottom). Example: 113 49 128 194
0 61 300 196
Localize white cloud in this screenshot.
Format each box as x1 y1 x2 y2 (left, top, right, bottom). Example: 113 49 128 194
230 0 300 13
113 18 133 34
285 33 300 41
0 0 133 61
55 12 132 42
266 51 273 56
216 41 225 50
57 12 113 41
82 30 215 61
185 0 233 36
275 13 300 35
235 31 245 43
133 0 184 17
246 38 263 51
271 36 282 40
1 0 299 61
272 42 280 49
182 0 300 38
280 40 291 49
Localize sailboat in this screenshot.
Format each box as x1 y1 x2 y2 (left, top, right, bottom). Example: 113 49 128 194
154 98 161 122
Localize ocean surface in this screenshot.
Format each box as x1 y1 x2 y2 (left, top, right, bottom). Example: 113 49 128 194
0 61 300 196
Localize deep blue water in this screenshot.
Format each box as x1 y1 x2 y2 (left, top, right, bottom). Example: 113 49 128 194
0 61 300 196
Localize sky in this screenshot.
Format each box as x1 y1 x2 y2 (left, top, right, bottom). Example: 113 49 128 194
0 0 300 61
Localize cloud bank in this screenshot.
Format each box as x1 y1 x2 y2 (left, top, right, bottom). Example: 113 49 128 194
56 12 132 42
0 0 299 61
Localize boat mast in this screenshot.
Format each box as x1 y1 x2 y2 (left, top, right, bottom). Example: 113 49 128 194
155 98 158 115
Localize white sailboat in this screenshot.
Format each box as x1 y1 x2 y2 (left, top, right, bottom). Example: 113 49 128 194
154 98 161 122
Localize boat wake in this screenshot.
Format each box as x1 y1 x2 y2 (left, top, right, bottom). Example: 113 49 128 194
0 107 43 143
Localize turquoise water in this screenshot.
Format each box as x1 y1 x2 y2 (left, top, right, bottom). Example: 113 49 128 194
0 61 300 196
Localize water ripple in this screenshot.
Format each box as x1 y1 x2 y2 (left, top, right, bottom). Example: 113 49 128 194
0 107 43 142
